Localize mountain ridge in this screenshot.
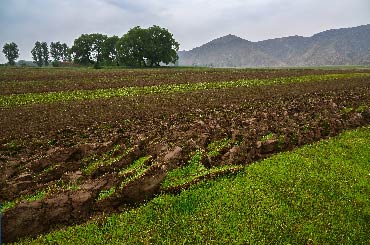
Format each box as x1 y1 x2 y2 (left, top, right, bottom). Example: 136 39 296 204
178 24 370 67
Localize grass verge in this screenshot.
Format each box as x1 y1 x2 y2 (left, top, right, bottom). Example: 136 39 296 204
19 126 370 244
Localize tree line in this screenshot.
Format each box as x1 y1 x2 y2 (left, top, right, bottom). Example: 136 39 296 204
2 25 179 68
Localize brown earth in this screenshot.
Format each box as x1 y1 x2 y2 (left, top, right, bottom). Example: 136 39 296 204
0 70 370 243
1 67 369 95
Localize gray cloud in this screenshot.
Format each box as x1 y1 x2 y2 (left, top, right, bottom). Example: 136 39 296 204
1 0 369 63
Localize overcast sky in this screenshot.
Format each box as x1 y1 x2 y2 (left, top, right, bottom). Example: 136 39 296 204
1 0 370 63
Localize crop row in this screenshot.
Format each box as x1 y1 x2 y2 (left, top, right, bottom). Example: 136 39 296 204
1 67 363 83
2 67 369 95
1 73 369 108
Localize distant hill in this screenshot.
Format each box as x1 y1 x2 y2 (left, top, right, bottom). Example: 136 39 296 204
178 24 370 67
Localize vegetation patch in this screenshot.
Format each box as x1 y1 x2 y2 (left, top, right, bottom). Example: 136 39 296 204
356 105 369 113
162 149 242 190
82 145 129 176
261 132 275 142
207 138 231 157
1 189 49 213
55 180 80 191
97 187 116 201
1 140 22 156
119 155 152 188
162 150 206 189
40 164 59 175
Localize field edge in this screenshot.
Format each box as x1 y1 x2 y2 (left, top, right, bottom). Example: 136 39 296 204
19 125 370 244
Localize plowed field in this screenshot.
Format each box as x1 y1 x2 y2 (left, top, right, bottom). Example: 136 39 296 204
1 67 370 243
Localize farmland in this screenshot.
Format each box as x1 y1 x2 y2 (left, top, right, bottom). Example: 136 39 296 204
1 67 370 243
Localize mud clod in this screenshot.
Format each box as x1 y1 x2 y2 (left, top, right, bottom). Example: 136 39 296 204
2 190 96 243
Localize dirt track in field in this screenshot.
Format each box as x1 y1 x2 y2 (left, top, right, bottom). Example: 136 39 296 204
1 68 370 243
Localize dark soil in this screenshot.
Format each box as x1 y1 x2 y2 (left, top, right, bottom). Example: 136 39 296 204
1 69 370 243
1 67 368 95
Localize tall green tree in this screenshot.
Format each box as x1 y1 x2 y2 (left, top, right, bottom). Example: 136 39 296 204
61 43 71 62
145 25 179 66
50 42 71 66
41 42 49 66
31 41 44 67
116 25 179 67
116 27 149 67
50 41 63 62
31 41 49 67
2 42 20 65
90 34 107 64
101 36 119 65
70 34 91 65
71 34 107 65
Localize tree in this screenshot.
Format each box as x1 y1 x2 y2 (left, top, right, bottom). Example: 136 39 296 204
61 43 71 62
90 34 107 64
101 36 119 65
50 41 62 62
145 25 179 66
31 41 43 67
71 34 107 65
31 41 49 67
70 34 90 65
2 42 19 65
116 25 179 67
50 42 71 66
41 42 49 66
116 27 149 67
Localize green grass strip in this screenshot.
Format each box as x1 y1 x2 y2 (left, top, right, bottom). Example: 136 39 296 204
1 73 369 108
1 189 49 213
0 179 82 213
207 138 231 157
22 126 370 244
97 187 116 201
161 154 207 189
82 145 132 176
119 155 152 189
161 162 242 190
162 148 240 189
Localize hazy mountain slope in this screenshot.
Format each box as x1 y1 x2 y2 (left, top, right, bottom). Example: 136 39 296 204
178 37 281 67
300 24 370 66
179 35 284 67
178 24 370 67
